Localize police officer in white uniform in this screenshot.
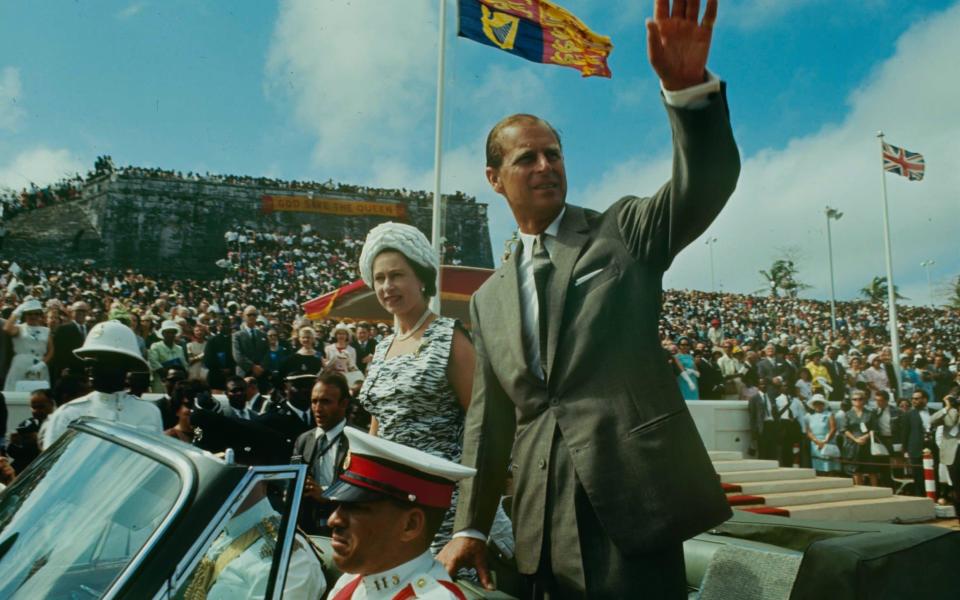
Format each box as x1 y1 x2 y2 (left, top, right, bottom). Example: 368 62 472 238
42 320 163 448
324 429 475 600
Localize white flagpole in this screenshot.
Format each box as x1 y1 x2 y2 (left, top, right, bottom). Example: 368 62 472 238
429 0 449 315
877 131 902 387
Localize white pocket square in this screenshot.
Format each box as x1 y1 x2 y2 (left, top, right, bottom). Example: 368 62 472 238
574 268 604 287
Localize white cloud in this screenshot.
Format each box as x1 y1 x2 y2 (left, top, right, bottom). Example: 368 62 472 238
582 2 960 304
116 2 147 20
266 0 438 170
264 0 551 262
0 67 25 132
0 147 85 191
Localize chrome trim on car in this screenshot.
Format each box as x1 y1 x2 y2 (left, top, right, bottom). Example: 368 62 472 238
69 419 198 600
267 464 307 600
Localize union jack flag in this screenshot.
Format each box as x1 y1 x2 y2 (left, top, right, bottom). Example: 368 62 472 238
882 141 925 181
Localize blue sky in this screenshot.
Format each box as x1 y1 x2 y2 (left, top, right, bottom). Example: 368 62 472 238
1 0 957 305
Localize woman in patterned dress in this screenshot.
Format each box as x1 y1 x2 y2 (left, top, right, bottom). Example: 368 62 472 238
356 222 513 557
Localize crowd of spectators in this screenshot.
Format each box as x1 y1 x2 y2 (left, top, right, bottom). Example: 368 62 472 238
0 155 474 225
657 289 960 505
1 233 957 502
0 175 84 221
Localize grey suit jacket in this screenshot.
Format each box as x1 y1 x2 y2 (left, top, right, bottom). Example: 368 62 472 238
232 327 268 376
292 424 350 486
455 91 740 570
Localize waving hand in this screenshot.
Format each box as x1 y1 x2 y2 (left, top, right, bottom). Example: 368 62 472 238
647 0 718 90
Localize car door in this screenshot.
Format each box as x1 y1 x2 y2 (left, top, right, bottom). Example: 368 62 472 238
160 464 308 600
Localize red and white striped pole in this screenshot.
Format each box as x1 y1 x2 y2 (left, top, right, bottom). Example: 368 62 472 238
792 443 800 468
922 449 936 500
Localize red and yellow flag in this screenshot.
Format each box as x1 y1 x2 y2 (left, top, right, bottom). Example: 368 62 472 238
458 0 613 78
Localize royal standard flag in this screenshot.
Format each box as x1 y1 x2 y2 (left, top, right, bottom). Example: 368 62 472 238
458 0 613 78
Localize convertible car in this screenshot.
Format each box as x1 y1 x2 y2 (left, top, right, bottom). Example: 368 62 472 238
0 420 957 599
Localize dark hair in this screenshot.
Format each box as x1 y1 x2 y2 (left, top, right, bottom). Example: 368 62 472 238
29 388 53 403
913 388 929 400
485 113 562 169
317 371 351 403
225 375 246 389
381 497 446 546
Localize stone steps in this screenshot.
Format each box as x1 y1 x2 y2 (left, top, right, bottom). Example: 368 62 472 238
757 485 891 507
711 450 935 522
708 450 743 461
782 496 936 522
712 459 780 473
729 477 852 495
720 468 817 483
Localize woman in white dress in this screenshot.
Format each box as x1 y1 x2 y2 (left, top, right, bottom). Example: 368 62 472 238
323 323 358 374
3 299 53 392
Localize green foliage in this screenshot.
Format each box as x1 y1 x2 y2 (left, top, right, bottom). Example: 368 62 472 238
859 276 908 303
758 256 811 298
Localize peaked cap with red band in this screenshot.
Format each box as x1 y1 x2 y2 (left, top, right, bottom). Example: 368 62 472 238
323 428 476 509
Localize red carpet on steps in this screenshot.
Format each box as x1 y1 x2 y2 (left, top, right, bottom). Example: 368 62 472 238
726 494 765 506
721 483 742 493
741 506 791 517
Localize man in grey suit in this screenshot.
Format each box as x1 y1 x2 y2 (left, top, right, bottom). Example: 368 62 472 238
440 1 738 596
232 305 269 381
292 372 351 534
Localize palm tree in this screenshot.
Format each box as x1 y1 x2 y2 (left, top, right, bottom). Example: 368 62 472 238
859 276 908 303
758 258 810 297
946 275 960 309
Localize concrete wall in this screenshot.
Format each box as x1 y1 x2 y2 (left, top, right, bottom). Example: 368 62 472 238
5 395 755 454
4 176 494 276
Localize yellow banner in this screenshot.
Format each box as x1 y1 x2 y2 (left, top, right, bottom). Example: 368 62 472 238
262 195 406 219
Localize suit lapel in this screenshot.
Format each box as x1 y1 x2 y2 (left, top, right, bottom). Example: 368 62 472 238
545 206 589 378
488 250 529 381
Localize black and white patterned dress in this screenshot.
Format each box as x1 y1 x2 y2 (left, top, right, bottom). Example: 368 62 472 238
358 317 464 554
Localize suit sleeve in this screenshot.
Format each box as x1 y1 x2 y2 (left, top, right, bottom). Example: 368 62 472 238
616 85 740 269
453 295 517 536
232 332 253 373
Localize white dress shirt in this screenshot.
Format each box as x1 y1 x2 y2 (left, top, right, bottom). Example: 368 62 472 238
311 419 346 487
516 208 565 381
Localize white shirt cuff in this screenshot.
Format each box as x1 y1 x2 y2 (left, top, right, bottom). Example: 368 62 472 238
453 529 487 542
661 70 721 109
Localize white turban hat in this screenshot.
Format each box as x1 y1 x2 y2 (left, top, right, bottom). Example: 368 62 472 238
359 222 439 287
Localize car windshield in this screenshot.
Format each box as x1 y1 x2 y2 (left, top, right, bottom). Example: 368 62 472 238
0 429 181 599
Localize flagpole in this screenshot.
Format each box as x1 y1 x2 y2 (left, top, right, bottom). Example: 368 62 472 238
877 130 902 387
429 0 448 315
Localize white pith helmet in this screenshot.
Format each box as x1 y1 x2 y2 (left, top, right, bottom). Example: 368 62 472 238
74 320 149 370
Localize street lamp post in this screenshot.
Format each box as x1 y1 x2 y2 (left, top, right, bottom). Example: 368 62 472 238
825 207 843 336
920 259 936 306
705 236 718 292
